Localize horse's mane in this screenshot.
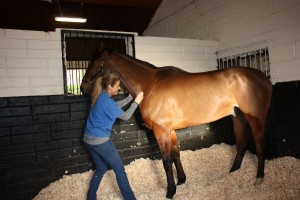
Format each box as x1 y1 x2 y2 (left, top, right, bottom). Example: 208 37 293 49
90 48 187 73
110 49 158 70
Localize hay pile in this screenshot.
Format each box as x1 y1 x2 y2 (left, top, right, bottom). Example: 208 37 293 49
34 144 300 200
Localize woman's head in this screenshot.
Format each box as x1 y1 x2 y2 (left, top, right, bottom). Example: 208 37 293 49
102 73 120 95
91 73 120 106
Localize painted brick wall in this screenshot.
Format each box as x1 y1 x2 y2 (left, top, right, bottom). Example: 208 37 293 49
0 29 63 97
135 36 218 72
144 0 300 84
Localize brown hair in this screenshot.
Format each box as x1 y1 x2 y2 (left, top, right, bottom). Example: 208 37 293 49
91 73 120 107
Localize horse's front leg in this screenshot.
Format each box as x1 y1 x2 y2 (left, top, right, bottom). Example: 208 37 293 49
153 126 176 199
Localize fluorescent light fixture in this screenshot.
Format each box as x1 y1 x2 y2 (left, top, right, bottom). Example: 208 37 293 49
55 16 87 23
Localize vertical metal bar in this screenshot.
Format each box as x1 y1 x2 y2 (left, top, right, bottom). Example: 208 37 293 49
264 47 267 76
131 35 135 58
76 60 79 95
260 49 263 72
249 52 252 68
254 50 257 69
220 58 222 69
226 57 228 68
125 36 128 55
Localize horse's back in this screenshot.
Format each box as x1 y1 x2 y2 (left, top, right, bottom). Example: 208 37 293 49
143 66 272 129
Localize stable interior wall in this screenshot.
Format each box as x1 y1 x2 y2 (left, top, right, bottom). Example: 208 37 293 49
144 0 300 84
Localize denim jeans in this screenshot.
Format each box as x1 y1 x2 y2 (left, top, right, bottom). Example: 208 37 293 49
85 140 136 200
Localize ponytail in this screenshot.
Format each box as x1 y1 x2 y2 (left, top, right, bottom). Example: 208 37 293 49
91 77 103 107
91 73 120 107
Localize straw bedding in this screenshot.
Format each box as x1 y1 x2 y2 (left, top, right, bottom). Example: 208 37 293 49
34 143 300 200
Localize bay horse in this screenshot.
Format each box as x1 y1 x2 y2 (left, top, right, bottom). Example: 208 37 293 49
80 48 273 199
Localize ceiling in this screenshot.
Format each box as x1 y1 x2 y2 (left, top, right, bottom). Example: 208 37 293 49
0 0 163 35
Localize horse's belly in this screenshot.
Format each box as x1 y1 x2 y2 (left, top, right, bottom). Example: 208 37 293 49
140 95 237 130
169 104 237 129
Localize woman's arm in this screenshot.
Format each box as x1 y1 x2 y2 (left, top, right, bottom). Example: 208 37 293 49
118 92 144 120
118 102 138 120
116 94 133 108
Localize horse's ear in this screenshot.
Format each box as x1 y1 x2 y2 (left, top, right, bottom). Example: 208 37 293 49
98 41 104 53
91 43 104 61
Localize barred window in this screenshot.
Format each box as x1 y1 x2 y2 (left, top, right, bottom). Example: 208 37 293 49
61 30 135 95
217 43 270 78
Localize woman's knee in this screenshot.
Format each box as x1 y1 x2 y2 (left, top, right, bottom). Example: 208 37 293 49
95 165 107 174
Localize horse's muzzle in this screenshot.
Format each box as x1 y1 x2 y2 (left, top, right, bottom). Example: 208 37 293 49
80 83 92 97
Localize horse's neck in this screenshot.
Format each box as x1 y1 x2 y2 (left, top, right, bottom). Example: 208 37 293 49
110 52 155 95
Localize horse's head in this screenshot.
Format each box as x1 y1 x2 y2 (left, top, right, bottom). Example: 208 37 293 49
80 49 106 96
81 48 143 97
80 61 104 96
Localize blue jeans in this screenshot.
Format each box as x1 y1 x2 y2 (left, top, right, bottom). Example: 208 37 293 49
85 140 136 200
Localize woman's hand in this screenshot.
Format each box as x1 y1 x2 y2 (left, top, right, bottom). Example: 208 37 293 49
134 92 144 104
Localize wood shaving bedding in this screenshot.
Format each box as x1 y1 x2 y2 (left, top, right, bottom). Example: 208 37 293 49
34 144 300 200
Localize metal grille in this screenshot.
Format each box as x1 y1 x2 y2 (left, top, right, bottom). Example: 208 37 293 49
61 30 135 95
217 43 270 78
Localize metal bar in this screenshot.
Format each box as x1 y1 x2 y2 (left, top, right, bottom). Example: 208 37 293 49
249 52 252 68
260 49 263 72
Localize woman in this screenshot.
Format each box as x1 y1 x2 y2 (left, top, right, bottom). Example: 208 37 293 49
83 73 144 200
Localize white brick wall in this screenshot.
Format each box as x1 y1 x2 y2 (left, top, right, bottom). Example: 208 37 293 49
135 36 218 72
0 29 217 97
144 0 300 83
0 29 63 97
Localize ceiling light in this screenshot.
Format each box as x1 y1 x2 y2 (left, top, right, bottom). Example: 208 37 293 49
54 0 86 23
55 16 87 23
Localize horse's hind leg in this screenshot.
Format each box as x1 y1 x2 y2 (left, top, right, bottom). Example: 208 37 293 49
153 126 176 199
243 113 265 185
230 107 248 172
171 131 186 185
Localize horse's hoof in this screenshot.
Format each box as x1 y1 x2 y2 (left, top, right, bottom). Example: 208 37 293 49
230 165 240 173
254 178 263 186
177 180 185 185
166 193 174 199
177 176 186 185
166 189 176 199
